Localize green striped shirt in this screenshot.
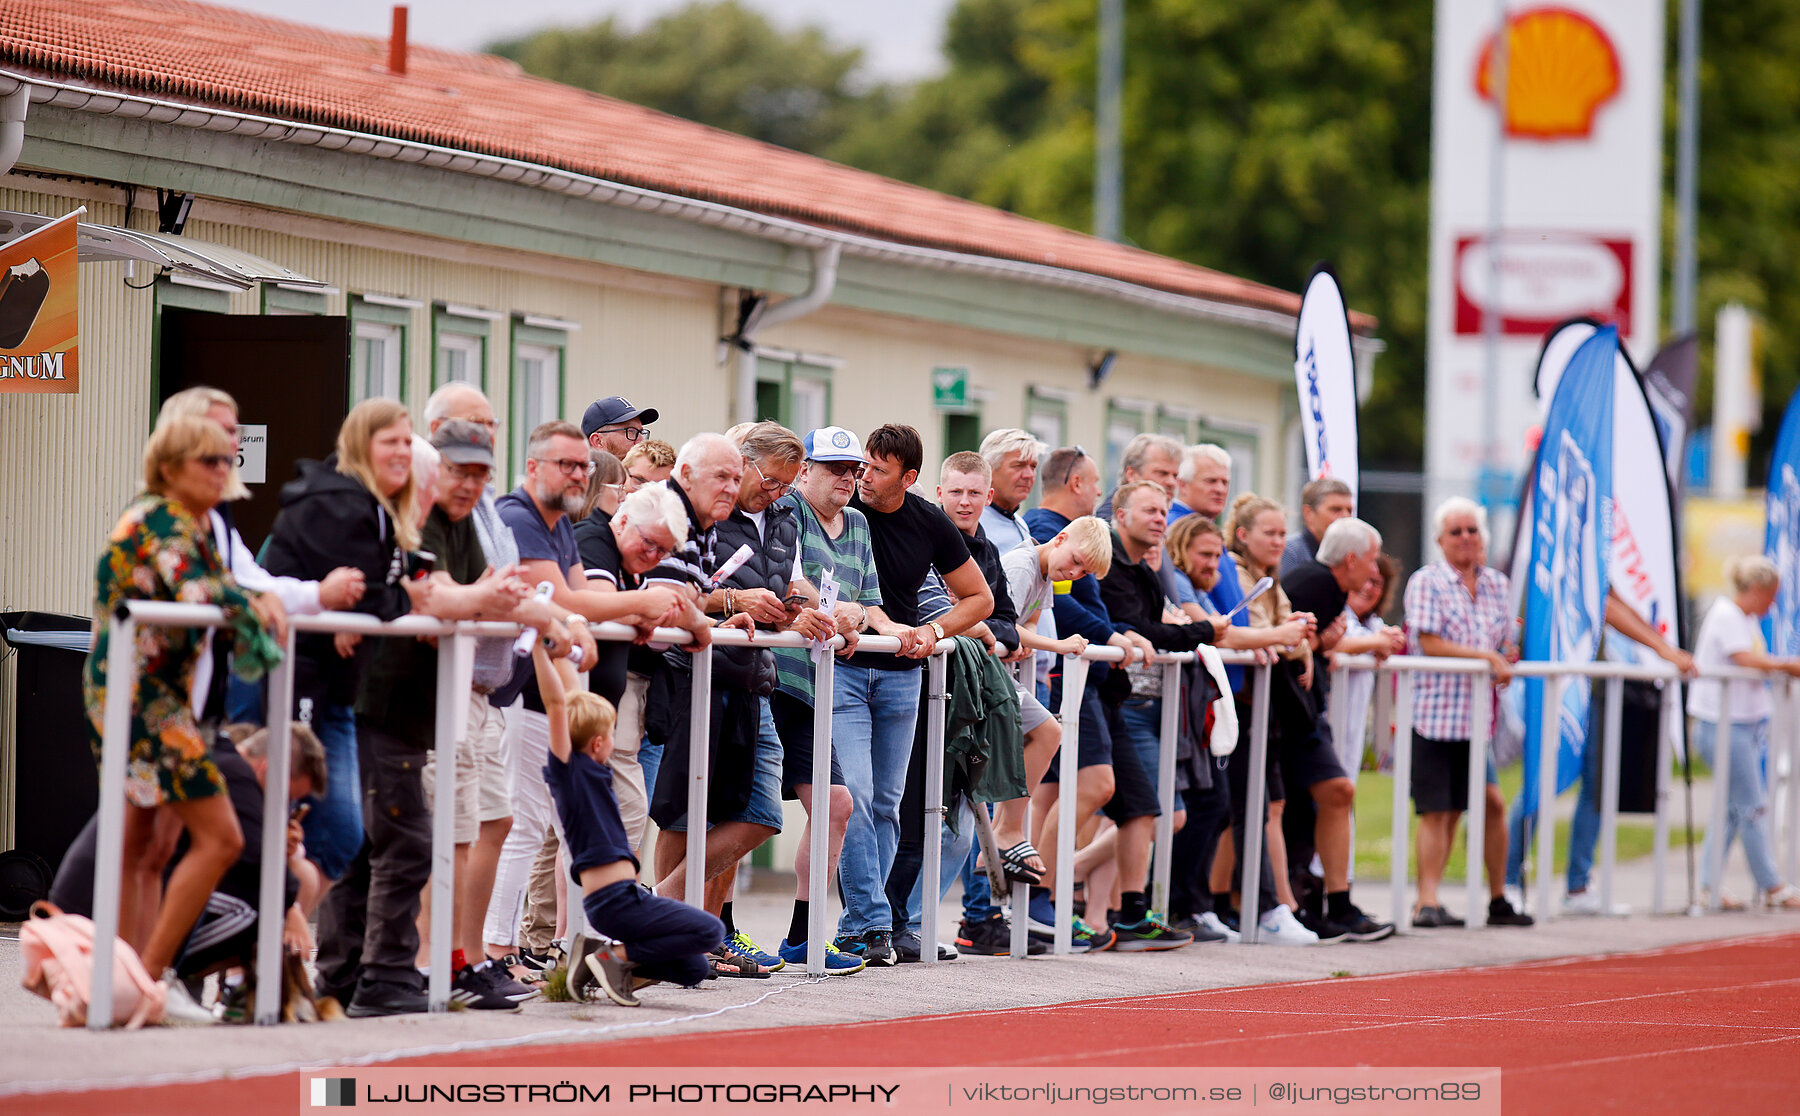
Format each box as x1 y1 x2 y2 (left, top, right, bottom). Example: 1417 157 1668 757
772 492 884 703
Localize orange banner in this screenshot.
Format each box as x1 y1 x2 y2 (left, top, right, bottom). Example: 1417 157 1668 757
0 210 80 393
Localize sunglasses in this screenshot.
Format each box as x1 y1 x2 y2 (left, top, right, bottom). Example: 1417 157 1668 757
195 454 234 469
816 460 865 480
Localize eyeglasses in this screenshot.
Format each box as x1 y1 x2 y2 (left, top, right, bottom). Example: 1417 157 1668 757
816 460 865 480
539 457 596 478
195 454 234 470
446 463 492 485
1444 525 1482 538
745 456 793 498
599 424 649 443
628 523 672 560
599 482 626 499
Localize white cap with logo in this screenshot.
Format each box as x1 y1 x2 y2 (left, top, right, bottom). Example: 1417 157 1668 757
803 426 866 464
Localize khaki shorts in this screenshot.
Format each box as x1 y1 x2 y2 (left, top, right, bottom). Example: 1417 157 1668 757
422 691 513 844
611 673 652 856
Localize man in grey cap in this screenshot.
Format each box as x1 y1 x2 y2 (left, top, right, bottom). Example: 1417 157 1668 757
582 395 660 459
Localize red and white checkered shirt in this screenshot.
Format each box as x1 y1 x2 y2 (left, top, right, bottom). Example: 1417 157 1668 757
1404 560 1512 741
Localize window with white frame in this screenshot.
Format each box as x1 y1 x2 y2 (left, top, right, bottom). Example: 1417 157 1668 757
1024 386 1068 452
1104 399 1150 484
436 332 484 387
754 349 836 432
352 319 404 403
510 318 572 479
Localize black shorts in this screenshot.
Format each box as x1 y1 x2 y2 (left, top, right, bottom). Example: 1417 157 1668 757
773 688 844 799
1099 698 1161 823
1041 685 1117 784
1277 719 1348 794
1410 731 1497 815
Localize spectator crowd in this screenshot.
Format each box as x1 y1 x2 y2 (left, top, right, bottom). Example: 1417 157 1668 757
58 383 1800 1022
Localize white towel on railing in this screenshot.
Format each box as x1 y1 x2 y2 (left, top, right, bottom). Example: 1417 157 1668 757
1196 644 1237 756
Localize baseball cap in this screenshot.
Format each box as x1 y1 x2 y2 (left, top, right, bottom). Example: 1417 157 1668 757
431 419 496 468
581 395 659 438
803 426 866 463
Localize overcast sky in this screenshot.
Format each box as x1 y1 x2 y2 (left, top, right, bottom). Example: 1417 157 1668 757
213 0 956 81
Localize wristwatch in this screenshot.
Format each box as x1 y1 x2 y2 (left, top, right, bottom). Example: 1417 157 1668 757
928 621 946 640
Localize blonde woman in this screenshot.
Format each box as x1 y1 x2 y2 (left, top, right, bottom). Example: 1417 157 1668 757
261 399 435 882
82 416 287 977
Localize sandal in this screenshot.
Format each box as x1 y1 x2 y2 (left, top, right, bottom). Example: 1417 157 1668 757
1706 890 1747 912
707 947 772 979
996 841 1045 886
1763 884 1800 911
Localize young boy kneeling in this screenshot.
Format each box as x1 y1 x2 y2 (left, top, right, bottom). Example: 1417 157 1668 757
533 646 725 1006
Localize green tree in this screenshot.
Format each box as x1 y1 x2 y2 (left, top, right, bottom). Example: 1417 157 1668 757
487 1 868 156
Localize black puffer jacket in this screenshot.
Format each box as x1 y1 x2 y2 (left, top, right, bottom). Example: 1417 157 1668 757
261 455 414 707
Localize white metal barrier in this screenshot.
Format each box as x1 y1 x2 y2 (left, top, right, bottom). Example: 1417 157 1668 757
88 598 1800 1029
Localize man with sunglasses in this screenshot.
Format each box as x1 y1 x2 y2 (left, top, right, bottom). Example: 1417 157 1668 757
581 395 659 460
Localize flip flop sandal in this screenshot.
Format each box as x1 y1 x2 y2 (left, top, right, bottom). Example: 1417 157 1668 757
997 841 1045 886
708 948 772 979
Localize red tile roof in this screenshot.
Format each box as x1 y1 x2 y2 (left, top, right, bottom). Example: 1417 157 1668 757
0 0 1365 329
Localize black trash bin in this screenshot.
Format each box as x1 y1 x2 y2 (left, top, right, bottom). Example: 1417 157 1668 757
1 611 98 901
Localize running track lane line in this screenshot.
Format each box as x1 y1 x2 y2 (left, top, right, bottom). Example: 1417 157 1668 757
21 930 1800 1115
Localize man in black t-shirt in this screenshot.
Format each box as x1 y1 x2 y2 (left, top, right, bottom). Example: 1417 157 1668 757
1275 515 1394 943
832 424 994 966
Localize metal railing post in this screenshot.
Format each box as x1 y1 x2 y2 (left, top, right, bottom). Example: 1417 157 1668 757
1239 662 1272 943
1329 659 1355 885
1053 655 1088 955
1535 676 1564 921
683 649 713 911
923 650 948 963
1652 681 1675 915
252 626 296 1025
1389 671 1415 929
806 647 835 975
426 632 472 1012
1705 688 1734 912
1464 671 1494 926
1786 680 1800 881
89 613 137 1030
1151 657 1181 915
1597 674 1624 916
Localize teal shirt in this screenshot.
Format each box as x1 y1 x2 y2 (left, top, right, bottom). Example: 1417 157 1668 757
771 493 884 704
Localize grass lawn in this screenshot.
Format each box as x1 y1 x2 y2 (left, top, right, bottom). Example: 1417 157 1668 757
1349 763 1702 886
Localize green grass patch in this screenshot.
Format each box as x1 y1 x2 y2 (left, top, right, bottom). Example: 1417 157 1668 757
1350 765 1701 886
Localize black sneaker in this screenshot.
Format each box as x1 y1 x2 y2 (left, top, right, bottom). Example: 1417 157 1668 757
517 946 557 974
891 930 957 963
1487 896 1535 927
346 978 429 1018
956 916 1047 956
476 961 538 1003
451 965 522 1011
1168 914 1230 944
1297 905 1348 943
1322 904 1396 943
859 929 897 967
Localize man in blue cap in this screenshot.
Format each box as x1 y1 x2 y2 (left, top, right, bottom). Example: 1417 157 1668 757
582 395 660 460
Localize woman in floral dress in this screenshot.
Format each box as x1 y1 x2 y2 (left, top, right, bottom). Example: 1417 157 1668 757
83 414 286 977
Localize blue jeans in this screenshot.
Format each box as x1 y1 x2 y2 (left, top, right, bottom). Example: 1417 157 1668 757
1692 718 1782 893
1118 696 1180 812
1506 727 1604 891
300 702 363 880
834 666 922 938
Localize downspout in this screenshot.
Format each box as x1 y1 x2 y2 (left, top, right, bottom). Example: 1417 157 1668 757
731 243 841 425
0 83 31 177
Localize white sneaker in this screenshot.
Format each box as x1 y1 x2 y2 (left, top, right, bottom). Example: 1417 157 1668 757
1257 904 1320 946
161 976 218 1025
1562 890 1630 917
939 941 960 960
1198 911 1240 944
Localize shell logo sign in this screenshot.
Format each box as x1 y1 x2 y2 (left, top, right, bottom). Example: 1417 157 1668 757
1475 7 1622 140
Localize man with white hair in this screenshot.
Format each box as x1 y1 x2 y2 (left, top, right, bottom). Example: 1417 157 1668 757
978 427 1046 555
1095 432 1183 522
1278 516 1394 941
1403 497 1533 929
1169 443 1232 525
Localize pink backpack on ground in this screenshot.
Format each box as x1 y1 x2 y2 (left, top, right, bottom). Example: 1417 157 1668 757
19 901 166 1028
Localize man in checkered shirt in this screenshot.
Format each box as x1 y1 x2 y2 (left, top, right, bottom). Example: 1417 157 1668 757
1402 497 1533 931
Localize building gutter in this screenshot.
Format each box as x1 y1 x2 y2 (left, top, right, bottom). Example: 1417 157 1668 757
729 243 839 424
0 82 30 178
0 69 1343 349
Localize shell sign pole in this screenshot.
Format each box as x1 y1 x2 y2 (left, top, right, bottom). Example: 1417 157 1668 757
0 208 80 394
1424 1 1664 544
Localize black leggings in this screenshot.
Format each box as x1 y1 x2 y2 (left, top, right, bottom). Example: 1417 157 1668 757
582 880 725 987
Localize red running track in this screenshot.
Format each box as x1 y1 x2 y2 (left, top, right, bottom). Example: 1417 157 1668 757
32 931 1800 1114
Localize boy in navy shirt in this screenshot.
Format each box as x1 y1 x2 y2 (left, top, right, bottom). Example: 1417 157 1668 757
531 646 725 1006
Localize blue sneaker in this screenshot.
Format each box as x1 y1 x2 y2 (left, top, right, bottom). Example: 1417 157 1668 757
779 938 866 973
725 930 785 973
1026 891 1111 952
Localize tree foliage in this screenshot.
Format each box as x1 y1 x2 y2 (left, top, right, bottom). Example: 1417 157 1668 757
490 0 1800 474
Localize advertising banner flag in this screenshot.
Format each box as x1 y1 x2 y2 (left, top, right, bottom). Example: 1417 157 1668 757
1644 332 1699 487
1293 264 1359 503
0 209 80 394
1520 325 1617 815
1762 391 1800 654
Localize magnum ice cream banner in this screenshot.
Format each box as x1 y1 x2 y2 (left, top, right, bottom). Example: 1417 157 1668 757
0 210 79 394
